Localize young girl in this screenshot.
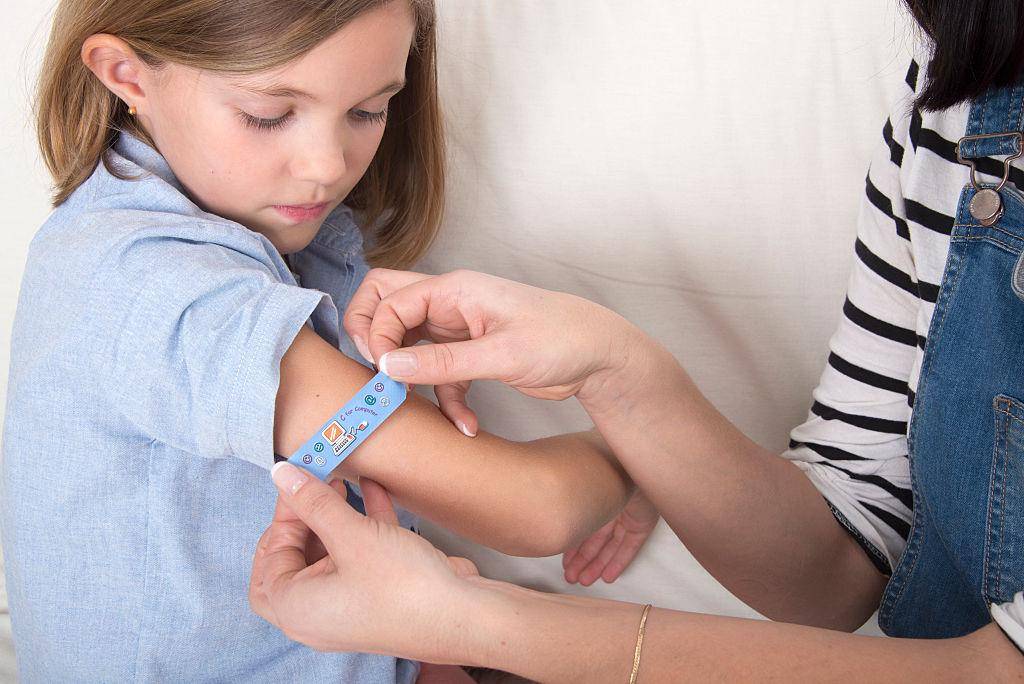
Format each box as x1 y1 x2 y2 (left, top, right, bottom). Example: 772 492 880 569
0 1 635 681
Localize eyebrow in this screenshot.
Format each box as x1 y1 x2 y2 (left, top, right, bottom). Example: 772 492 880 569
237 80 406 101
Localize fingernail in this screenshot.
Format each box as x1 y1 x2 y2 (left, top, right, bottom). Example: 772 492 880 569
353 335 374 365
457 421 477 438
271 462 309 495
379 351 418 379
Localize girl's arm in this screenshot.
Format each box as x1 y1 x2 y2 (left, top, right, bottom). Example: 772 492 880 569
273 326 631 557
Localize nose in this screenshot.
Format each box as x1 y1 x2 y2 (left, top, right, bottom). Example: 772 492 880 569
291 128 348 188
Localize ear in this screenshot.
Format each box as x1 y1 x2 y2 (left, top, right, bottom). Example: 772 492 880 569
81 34 149 114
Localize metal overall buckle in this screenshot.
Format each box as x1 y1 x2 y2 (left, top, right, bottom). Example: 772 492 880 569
956 132 1023 226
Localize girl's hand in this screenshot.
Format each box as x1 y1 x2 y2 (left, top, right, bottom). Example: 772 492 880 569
562 490 660 585
250 464 481 661
343 269 652 415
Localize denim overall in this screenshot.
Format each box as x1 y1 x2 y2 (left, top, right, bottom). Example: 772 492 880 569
877 83 1024 638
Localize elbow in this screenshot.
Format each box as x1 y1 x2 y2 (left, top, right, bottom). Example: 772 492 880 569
493 520 576 558
491 473 582 558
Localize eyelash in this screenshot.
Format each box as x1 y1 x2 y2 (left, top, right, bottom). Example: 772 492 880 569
237 108 388 132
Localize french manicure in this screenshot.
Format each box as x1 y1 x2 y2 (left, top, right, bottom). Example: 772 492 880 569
457 421 477 438
379 351 418 378
271 462 309 495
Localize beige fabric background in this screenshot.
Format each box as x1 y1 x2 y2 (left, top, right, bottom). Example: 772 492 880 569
0 0 917 675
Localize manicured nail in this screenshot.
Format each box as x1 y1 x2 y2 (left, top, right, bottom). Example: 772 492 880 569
457 421 477 438
353 335 374 365
271 462 308 495
379 351 418 378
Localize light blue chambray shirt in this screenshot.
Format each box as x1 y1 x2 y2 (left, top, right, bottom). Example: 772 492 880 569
1 134 419 683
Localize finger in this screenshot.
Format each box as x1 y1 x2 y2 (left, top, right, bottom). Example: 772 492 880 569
364 276 514 384
377 338 510 387
343 269 431 364
359 477 401 526
600 532 649 583
562 547 578 570
249 525 275 614
252 510 316 617
434 382 478 437
305 479 350 563
270 462 364 559
578 524 626 586
563 520 614 584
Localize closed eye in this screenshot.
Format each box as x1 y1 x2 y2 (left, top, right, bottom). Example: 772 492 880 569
351 109 388 126
238 110 293 132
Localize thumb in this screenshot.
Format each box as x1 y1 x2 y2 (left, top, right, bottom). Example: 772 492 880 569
377 339 511 386
270 462 362 558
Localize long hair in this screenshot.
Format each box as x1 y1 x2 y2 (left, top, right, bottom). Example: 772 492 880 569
905 0 1024 111
36 0 444 268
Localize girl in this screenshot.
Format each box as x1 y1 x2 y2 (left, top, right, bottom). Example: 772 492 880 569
0 1 634 681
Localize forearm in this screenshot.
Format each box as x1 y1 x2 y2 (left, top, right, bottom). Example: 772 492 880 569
579 323 885 629
462 581 1013 682
343 416 629 556
275 327 630 556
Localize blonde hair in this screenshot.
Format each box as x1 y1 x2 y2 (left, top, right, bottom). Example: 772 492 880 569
36 0 444 269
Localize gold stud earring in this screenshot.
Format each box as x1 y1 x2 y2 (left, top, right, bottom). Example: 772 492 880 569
128 105 137 116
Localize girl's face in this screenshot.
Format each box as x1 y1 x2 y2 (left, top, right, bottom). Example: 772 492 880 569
136 2 415 254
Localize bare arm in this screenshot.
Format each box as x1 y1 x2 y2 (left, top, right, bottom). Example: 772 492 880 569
345 268 886 627
469 580 1019 683
580 334 887 630
272 326 631 556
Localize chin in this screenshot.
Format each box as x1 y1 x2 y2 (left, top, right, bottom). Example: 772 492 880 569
272 229 319 256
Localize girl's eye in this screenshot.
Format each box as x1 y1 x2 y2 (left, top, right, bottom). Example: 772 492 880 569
351 109 388 127
238 110 293 132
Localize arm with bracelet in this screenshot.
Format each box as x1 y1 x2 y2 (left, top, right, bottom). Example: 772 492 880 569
274 326 631 557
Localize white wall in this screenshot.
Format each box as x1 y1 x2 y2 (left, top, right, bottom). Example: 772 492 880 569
1 2 54 416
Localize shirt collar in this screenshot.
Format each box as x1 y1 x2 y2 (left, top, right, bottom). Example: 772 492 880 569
112 132 184 193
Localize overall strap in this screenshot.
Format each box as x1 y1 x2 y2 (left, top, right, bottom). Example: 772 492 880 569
957 79 1024 160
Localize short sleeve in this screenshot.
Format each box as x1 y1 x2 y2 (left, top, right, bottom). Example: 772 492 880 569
101 234 330 469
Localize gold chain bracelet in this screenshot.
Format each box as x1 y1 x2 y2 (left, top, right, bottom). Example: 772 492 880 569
629 604 652 684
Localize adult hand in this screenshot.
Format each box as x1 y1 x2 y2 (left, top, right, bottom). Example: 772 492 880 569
562 490 659 586
343 269 653 418
250 463 480 661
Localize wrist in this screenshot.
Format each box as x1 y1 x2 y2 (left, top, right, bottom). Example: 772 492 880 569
576 311 685 422
462 577 640 682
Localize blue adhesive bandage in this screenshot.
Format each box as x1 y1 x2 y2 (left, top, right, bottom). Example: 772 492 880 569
288 371 407 480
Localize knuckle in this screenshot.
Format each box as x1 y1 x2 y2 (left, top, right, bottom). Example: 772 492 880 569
300 488 336 521
433 343 458 377
365 267 387 283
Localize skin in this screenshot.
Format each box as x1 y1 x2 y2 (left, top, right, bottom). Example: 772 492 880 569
249 268 1023 678
80 5 634 559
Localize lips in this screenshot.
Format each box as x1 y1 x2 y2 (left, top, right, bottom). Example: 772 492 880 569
273 202 330 222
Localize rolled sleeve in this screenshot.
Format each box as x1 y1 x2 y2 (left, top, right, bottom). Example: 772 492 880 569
227 282 329 469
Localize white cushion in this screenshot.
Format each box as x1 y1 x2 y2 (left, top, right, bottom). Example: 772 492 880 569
417 0 916 632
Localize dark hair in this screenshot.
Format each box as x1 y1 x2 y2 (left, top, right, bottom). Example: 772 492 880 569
905 0 1024 111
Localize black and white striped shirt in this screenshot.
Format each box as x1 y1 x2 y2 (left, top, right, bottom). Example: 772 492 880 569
780 59 1024 647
